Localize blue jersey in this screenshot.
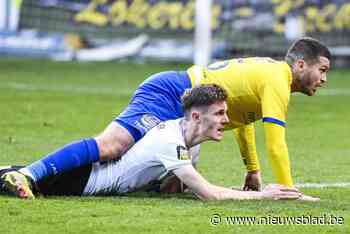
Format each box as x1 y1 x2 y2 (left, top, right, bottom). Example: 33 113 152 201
115 71 191 142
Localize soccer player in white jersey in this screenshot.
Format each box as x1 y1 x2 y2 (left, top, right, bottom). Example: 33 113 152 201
1 38 331 198
0 85 305 201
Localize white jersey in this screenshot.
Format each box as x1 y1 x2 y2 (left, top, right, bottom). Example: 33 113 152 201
83 119 200 196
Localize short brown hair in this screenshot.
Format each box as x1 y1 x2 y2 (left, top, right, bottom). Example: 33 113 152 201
285 37 331 66
181 84 227 114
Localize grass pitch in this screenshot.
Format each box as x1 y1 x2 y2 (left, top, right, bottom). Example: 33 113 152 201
0 59 349 233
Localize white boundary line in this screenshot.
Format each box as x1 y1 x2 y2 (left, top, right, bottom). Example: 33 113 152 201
230 182 350 190
0 82 134 96
295 182 350 189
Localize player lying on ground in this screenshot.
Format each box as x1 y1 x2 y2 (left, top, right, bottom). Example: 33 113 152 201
1 37 331 197
1 85 309 201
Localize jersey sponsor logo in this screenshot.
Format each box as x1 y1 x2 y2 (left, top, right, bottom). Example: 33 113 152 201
50 163 58 175
243 112 257 124
136 114 161 132
247 112 256 123
176 145 190 161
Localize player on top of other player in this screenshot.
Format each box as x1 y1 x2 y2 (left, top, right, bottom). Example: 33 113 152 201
2 37 331 198
1 85 306 201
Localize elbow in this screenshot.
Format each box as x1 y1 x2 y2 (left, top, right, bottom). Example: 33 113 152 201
196 187 220 201
198 194 218 201
198 194 216 201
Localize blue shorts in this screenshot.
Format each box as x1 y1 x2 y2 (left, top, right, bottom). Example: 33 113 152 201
115 71 192 142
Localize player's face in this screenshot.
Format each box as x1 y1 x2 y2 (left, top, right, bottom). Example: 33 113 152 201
200 101 229 141
298 56 330 96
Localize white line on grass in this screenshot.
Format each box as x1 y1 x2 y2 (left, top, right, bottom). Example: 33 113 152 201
230 182 350 190
0 82 134 96
295 182 350 188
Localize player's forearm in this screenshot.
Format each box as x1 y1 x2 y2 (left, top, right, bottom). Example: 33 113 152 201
198 183 263 201
264 122 294 187
267 143 293 186
234 124 260 171
173 166 263 201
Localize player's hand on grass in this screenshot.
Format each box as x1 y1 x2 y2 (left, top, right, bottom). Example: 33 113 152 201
262 184 301 200
297 194 320 202
243 170 262 191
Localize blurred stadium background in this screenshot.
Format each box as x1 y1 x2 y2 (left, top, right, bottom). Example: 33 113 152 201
1 0 349 66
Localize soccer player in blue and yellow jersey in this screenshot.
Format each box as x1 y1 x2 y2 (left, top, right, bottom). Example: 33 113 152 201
2 37 331 199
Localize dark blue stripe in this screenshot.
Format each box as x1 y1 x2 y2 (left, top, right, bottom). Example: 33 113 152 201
262 117 286 127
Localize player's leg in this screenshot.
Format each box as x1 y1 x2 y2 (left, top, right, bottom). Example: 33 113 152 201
95 121 135 161
22 70 192 179
18 138 100 182
2 71 191 198
1 122 134 199
21 121 135 182
36 164 92 196
0 165 92 197
23 70 190 181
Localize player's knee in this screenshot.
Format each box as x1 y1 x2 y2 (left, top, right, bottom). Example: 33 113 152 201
96 140 125 161
95 122 134 161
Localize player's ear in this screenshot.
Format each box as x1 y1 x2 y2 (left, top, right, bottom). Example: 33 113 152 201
292 59 306 76
191 110 200 121
295 59 306 70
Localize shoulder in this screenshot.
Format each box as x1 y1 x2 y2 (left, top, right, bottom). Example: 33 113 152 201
257 60 291 89
152 119 185 145
155 118 183 142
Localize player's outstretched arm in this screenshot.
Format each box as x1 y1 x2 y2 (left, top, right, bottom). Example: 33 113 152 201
262 122 319 201
172 165 301 201
234 124 260 171
234 124 262 191
263 122 294 187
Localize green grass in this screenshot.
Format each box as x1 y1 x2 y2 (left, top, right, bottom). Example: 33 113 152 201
0 59 349 233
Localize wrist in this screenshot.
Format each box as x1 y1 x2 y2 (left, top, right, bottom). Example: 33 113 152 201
246 164 260 171
247 170 260 174
247 191 264 200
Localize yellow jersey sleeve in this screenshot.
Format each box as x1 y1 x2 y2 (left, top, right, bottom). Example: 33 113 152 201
234 124 260 171
263 122 294 187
